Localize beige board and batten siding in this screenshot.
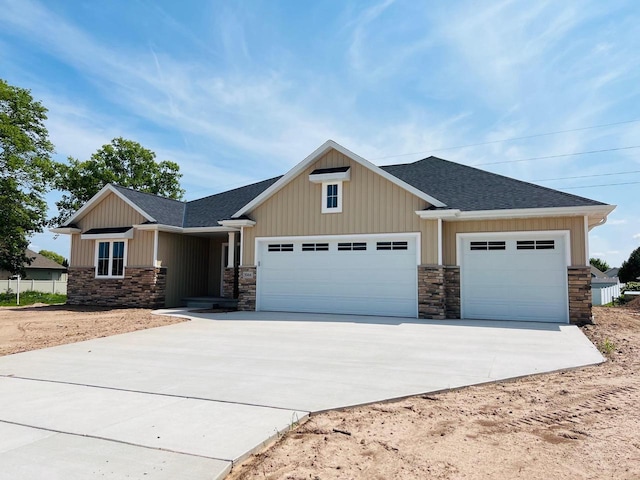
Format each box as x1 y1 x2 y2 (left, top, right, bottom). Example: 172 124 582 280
157 232 210 307
442 217 586 266
242 148 438 265
70 192 154 267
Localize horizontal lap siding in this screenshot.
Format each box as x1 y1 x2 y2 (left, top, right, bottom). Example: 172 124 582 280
442 217 585 266
243 148 437 265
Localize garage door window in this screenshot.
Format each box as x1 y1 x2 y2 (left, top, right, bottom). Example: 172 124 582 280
517 240 555 250
338 242 367 251
302 243 329 251
268 244 294 252
377 241 408 250
469 241 506 251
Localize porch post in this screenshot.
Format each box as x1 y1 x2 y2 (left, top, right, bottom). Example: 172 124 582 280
227 231 237 267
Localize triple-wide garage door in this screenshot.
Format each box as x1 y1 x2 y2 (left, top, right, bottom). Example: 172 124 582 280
256 236 418 318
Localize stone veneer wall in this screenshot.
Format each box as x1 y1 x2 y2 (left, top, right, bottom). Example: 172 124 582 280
444 266 461 319
237 266 257 311
223 267 237 299
67 266 166 308
417 265 446 319
568 266 592 325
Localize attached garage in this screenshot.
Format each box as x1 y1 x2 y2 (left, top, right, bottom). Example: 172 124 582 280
459 232 570 323
256 235 419 317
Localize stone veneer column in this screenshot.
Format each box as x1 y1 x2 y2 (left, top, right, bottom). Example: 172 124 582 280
418 265 446 319
444 266 461 319
66 266 166 308
222 267 237 299
568 266 592 325
237 266 257 311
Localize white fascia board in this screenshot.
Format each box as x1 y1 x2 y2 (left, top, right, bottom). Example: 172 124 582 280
49 227 82 234
134 223 183 233
63 184 155 226
134 224 239 233
81 229 134 240
308 169 351 183
452 205 616 221
185 226 239 233
232 140 446 218
218 219 257 227
415 209 461 219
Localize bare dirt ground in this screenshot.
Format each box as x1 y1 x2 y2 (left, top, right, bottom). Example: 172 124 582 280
0 304 186 356
229 304 640 480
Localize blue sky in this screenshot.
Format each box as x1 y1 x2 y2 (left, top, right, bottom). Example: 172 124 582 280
1 0 639 267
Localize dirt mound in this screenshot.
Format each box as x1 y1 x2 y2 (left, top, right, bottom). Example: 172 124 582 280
625 295 640 311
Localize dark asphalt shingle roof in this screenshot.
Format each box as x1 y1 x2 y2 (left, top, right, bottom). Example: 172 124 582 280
25 249 66 270
112 185 186 227
380 156 606 211
107 155 606 229
183 176 281 227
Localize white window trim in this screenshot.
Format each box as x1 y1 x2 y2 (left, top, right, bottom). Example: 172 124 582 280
94 239 128 279
321 181 343 214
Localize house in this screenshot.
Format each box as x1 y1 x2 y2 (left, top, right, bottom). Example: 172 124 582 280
51 140 615 324
591 265 620 288
0 249 67 281
604 267 620 278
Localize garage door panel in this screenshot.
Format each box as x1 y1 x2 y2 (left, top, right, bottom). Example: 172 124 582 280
257 237 417 317
461 235 568 323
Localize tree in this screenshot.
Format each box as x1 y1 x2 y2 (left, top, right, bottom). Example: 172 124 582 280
589 257 610 273
38 249 66 266
52 137 184 225
0 79 56 276
619 247 640 283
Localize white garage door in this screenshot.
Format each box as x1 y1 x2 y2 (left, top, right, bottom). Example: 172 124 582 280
256 236 418 317
460 233 569 323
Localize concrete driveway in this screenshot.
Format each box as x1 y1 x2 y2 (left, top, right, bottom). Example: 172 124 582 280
0 311 603 479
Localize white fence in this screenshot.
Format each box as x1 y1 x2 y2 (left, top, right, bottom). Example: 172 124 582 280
592 283 622 306
1 279 67 295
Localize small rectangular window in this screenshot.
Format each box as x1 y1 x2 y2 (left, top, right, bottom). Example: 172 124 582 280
377 241 408 251
268 244 294 252
97 242 110 276
517 240 555 250
112 241 125 276
326 184 338 209
338 242 367 251
302 243 329 251
470 241 505 251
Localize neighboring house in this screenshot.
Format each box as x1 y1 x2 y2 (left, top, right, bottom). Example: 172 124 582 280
605 267 620 278
0 249 67 281
51 140 615 324
591 265 620 288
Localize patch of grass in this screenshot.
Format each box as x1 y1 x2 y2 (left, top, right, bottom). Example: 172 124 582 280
600 338 616 356
0 290 67 307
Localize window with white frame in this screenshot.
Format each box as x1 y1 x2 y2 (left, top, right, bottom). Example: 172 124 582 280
322 182 343 213
96 240 127 277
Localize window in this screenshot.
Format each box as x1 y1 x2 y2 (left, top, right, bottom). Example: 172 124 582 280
470 241 506 251
377 241 408 251
517 240 555 250
302 243 329 251
321 182 343 213
268 243 294 252
96 240 126 277
338 242 367 251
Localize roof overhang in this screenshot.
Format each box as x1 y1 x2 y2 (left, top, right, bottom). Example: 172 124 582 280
416 205 616 227
308 168 351 184
232 140 446 218
81 227 134 240
133 224 240 233
50 227 82 235
218 219 257 227
62 184 155 227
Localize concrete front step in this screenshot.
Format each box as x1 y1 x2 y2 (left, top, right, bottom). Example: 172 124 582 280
183 297 238 310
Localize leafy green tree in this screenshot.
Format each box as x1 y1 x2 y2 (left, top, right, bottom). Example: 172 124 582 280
52 137 184 225
38 249 66 266
589 257 610 273
0 79 56 276
619 247 640 283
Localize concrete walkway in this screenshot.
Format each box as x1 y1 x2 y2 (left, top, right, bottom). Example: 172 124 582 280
0 311 604 479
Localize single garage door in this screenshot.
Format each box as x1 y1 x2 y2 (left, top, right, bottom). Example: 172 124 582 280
460 233 569 323
256 236 418 317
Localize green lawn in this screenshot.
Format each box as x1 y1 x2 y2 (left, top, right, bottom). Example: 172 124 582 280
0 290 67 307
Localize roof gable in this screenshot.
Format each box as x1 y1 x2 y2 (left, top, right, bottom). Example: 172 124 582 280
231 140 446 218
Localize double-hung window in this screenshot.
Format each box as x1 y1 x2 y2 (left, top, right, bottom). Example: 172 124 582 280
321 182 343 213
96 240 126 278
